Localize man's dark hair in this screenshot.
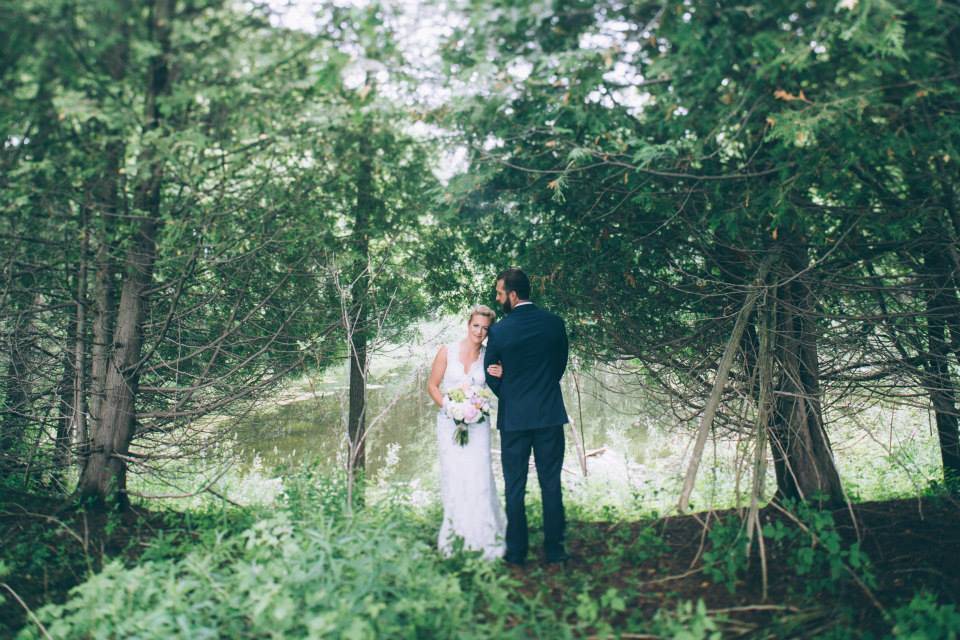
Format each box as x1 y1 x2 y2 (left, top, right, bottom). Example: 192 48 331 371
497 268 531 300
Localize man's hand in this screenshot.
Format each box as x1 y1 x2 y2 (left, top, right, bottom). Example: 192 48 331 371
486 363 503 378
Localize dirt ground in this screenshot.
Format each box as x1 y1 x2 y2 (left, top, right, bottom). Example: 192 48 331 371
516 496 960 636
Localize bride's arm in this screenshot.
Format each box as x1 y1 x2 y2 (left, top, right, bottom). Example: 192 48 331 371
427 346 447 408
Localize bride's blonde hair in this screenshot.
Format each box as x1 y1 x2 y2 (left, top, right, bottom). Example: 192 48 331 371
467 304 496 324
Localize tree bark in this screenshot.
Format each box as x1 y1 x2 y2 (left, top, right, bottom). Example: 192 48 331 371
78 221 158 505
767 241 845 507
933 161 960 370
348 323 368 473
88 1 128 443
347 132 374 480
73 216 89 459
77 0 172 506
88 142 122 454
920 217 960 490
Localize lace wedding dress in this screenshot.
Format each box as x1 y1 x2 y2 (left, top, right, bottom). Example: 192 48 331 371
436 340 506 560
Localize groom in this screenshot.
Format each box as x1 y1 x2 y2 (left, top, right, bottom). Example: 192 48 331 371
484 268 570 566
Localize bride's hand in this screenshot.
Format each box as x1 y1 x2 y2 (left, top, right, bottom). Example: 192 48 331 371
486 363 503 378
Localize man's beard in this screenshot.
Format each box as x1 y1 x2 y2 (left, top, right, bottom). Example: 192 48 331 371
501 299 513 314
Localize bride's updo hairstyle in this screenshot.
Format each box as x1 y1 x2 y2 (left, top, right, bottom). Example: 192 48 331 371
468 304 496 325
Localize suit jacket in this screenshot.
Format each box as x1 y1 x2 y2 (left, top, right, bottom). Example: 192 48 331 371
483 303 569 431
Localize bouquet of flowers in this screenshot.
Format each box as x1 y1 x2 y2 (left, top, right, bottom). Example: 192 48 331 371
443 382 494 446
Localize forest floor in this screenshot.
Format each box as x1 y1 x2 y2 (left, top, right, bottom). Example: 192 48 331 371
512 496 960 636
1 488 958 638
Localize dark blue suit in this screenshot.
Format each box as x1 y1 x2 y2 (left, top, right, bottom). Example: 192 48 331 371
484 303 569 562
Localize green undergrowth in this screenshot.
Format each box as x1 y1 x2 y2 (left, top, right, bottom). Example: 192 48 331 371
0 486 260 638
702 498 876 599
12 472 571 639
5 471 960 639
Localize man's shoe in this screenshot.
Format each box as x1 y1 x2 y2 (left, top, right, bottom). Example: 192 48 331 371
545 551 570 565
503 555 526 567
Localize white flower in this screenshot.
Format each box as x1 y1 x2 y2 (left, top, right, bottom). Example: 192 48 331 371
463 404 479 422
444 383 494 426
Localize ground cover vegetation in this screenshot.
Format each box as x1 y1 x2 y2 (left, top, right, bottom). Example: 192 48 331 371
2 471 959 638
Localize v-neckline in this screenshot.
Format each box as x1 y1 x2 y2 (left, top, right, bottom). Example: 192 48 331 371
456 340 481 377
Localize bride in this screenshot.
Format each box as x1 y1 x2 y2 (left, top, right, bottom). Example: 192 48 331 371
426 305 506 560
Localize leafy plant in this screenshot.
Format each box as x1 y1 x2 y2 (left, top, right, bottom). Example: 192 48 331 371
888 592 960 640
15 472 567 639
702 501 877 598
701 516 748 594
648 599 722 640
763 499 877 597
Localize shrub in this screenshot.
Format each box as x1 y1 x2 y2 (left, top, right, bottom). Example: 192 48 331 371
16 474 557 639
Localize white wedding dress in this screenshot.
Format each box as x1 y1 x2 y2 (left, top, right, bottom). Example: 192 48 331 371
436 340 506 560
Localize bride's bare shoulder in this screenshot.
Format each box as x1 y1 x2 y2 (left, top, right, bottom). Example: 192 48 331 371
429 345 448 380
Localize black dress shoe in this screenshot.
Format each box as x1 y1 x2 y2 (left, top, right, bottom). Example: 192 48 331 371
545 551 570 564
503 555 526 567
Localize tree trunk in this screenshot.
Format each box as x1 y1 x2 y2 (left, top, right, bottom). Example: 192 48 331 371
348 326 368 473
77 225 156 505
88 142 122 455
76 0 172 506
347 132 374 480
933 164 960 371
920 218 960 491
73 216 89 458
88 0 128 444
767 242 845 507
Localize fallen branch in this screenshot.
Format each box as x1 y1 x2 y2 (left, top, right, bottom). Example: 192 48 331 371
1 582 52 640
708 604 802 614
637 567 704 586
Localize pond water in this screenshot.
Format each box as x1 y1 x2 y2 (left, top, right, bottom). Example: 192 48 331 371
228 319 699 511
229 320 939 512
232 360 679 494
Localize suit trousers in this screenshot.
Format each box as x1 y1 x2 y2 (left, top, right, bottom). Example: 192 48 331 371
500 425 566 561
